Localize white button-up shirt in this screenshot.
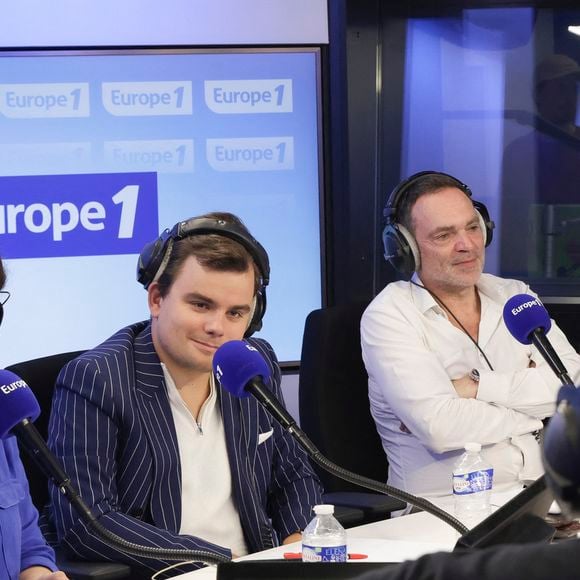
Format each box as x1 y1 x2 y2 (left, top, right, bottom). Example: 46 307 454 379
361 273 580 499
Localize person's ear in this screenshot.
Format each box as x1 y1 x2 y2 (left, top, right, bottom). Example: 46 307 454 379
148 282 163 318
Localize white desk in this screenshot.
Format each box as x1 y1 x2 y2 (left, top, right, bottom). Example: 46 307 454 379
170 486 526 579
171 510 457 579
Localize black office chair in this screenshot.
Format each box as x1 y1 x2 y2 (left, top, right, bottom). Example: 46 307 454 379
7 352 131 580
298 302 406 525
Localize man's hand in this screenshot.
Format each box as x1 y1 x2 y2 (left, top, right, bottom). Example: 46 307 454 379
282 532 302 545
20 567 69 580
452 374 478 399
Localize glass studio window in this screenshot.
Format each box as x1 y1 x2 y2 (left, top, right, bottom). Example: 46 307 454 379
394 6 580 297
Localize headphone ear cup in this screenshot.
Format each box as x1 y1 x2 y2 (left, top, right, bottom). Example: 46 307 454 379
137 237 167 289
473 201 494 248
476 212 488 247
244 289 266 337
382 223 420 278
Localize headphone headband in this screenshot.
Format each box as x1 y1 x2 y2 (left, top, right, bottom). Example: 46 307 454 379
165 217 269 285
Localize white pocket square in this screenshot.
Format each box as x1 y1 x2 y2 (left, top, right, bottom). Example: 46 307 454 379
258 429 274 445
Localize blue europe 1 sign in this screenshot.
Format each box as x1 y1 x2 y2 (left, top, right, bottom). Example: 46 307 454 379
0 172 158 259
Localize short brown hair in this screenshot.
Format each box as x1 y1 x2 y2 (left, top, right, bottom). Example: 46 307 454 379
155 212 261 297
0 258 5 290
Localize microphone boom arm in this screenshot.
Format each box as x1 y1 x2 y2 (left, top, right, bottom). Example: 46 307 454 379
15 419 229 566
249 379 469 535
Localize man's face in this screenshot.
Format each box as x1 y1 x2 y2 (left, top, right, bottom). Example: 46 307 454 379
411 187 485 295
149 255 255 378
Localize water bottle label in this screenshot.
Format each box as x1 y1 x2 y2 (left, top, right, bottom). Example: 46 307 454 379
453 468 494 495
302 544 347 562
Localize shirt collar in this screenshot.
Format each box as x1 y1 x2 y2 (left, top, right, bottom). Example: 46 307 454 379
409 273 443 315
161 363 217 410
409 273 502 315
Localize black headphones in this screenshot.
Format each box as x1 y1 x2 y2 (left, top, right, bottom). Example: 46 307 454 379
137 216 270 337
0 290 9 328
382 170 495 279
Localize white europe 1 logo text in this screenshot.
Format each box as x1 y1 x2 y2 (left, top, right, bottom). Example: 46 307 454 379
205 79 293 114
0 83 90 118
102 81 193 116
0 186 139 241
511 299 542 316
1 379 28 394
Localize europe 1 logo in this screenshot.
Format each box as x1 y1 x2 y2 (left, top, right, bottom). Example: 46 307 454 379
0 172 158 259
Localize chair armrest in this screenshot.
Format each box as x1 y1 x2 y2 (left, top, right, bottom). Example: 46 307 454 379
323 491 406 517
55 548 131 580
331 504 367 528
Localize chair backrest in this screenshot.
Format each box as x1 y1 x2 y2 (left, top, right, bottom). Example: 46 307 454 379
6 350 86 509
298 302 388 493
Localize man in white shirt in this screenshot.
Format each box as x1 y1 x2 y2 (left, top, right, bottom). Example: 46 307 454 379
361 171 580 501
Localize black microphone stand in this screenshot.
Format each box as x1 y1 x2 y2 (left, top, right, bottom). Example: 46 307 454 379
530 328 574 386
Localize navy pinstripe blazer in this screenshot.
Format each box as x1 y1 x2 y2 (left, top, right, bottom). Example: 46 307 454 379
45 321 322 574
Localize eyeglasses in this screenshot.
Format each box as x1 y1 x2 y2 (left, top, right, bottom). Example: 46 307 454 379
0 291 10 307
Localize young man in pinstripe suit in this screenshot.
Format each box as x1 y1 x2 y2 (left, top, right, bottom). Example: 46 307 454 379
45 213 323 577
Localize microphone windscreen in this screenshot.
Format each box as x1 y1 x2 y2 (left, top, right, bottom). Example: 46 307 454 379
0 369 40 439
543 386 580 517
503 294 552 345
213 340 271 398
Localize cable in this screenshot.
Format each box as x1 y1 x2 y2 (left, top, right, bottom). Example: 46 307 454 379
151 559 208 579
410 280 494 371
13 419 230 567
288 424 469 535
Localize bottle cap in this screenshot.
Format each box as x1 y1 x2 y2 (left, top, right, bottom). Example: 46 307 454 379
313 504 334 515
465 442 481 453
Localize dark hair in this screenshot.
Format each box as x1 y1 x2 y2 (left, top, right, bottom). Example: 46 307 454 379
398 173 467 234
0 258 5 290
156 212 260 297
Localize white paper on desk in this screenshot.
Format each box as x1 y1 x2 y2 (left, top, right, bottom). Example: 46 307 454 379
243 537 452 564
345 537 452 563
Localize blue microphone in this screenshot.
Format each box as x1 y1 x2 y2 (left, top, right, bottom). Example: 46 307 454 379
213 340 302 434
503 294 573 386
213 340 271 398
0 369 40 438
0 368 73 490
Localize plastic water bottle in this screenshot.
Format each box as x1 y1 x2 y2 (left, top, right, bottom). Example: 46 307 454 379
302 504 347 562
452 442 494 527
